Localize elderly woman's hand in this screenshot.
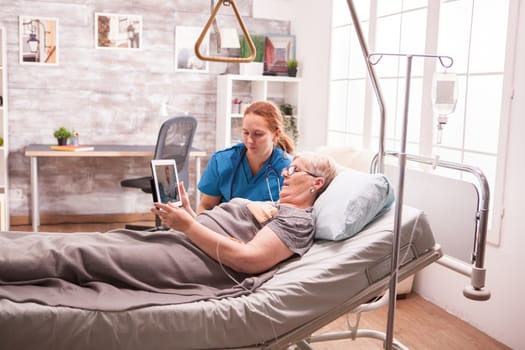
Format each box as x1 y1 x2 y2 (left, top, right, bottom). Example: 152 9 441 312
178 181 197 217
151 201 195 232
151 181 197 230
178 181 191 208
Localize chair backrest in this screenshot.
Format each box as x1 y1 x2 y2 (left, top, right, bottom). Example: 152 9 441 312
154 116 198 185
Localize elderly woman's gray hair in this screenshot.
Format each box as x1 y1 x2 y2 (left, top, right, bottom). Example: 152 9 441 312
293 152 338 197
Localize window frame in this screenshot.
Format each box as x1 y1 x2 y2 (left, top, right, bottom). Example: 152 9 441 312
328 0 518 244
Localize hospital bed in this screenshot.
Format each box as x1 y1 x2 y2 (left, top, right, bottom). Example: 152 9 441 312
0 143 449 350
0 200 440 350
0 144 490 350
0 147 488 350
0 155 488 350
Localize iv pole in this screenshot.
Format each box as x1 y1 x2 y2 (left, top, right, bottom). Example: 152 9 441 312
367 52 453 350
344 1 455 346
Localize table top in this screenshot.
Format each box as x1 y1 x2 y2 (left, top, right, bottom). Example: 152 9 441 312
25 144 205 158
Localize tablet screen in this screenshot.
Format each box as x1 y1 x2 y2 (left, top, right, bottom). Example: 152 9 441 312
151 159 182 206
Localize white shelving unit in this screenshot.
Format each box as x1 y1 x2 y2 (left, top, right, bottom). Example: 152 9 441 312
216 74 301 150
0 27 8 230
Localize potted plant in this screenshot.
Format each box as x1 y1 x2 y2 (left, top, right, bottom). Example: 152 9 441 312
287 59 298 77
53 127 72 145
280 103 294 116
239 34 265 75
280 103 299 144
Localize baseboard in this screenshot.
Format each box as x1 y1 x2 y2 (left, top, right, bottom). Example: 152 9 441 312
10 212 155 226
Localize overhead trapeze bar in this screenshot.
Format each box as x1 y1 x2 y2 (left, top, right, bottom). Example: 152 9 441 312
194 0 256 63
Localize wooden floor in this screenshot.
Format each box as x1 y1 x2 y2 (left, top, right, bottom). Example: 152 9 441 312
10 220 510 350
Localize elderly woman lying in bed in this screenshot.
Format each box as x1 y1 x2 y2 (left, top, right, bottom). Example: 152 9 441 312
0 152 337 311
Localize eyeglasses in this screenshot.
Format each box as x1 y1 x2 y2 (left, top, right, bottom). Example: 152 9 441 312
284 165 319 178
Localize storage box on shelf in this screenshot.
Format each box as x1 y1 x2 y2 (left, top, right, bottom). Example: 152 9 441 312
216 74 301 150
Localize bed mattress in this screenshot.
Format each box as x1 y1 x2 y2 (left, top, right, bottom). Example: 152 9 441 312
0 205 439 350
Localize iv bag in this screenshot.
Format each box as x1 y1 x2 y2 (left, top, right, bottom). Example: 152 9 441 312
431 72 458 115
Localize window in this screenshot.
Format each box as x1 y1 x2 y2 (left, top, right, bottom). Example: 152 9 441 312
329 0 515 243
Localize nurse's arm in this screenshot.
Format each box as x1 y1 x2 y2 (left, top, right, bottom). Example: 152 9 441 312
198 193 222 213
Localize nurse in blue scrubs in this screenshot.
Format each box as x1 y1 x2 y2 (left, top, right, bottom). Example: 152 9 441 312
197 101 295 212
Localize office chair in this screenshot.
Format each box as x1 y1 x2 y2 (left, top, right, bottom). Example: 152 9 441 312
121 116 198 230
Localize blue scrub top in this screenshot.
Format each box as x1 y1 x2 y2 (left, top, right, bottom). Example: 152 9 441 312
198 143 292 203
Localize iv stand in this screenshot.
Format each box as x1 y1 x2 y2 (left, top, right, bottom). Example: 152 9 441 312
367 52 453 350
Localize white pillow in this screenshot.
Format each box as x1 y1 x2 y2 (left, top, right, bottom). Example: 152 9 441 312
314 169 395 241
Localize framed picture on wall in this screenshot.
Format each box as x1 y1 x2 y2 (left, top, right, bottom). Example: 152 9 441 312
264 34 296 76
175 26 209 72
19 16 59 65
95 13 142 49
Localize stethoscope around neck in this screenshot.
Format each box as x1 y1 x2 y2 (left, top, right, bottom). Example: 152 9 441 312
229 147 281 203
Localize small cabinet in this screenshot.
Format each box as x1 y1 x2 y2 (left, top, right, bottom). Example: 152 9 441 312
216 74 300 150
0 27 8 229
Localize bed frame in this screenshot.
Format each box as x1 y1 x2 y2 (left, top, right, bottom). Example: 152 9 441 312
2 141 489 349
0 204 441 350
264 245 442 350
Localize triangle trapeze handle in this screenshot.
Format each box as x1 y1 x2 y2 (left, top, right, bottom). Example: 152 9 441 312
194 0 256 63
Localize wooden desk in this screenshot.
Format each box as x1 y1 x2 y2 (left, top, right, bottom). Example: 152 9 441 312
25 144 206 232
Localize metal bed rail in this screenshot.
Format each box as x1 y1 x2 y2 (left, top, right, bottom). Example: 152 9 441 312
372 150 491 301
241 244 443 350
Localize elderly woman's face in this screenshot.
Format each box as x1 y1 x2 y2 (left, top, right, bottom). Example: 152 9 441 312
278 158 318 204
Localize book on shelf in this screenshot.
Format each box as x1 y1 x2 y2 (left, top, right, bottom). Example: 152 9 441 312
50 145 95 152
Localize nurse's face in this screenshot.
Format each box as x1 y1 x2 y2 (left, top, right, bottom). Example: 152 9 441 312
242 112 276 157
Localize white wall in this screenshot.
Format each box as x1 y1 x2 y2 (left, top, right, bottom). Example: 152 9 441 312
413 2 525 348
253 0 295 21
254 0 331 151
285 1 524 349
289 1 331 151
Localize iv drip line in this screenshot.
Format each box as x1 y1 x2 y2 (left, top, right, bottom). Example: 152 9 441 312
432 71 458 145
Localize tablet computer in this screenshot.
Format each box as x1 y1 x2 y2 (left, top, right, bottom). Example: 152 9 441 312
151 159 182 206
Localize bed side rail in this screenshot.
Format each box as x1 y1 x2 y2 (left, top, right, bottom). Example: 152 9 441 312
253 246 442 350
372 150 491 301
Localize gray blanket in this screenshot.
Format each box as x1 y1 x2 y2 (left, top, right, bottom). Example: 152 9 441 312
0 229 275 311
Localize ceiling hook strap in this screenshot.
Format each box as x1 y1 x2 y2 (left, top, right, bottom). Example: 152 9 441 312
194 0 256 63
